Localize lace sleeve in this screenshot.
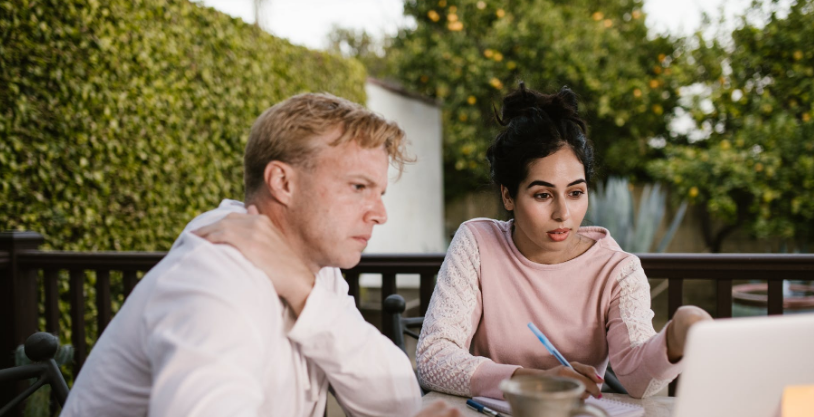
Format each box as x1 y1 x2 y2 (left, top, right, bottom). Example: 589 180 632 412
416 224 487 396
606 257 681 398
615 259 657 348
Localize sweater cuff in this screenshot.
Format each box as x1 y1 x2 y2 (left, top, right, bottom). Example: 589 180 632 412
471 361 522 399
287 283 340 344
642 323 684 381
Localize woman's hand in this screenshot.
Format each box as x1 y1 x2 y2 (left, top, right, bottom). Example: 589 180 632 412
413 401 461 417
666 305 713 362
192 205 315 316
512 362 604 399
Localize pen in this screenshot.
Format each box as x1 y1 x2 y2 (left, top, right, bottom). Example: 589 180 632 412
466 399 503 417
527 322 572 368
528 322 604 399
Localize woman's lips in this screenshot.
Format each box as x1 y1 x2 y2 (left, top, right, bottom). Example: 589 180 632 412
546 228 570 242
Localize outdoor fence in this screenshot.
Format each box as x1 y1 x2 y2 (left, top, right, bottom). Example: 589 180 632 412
2 230 813 400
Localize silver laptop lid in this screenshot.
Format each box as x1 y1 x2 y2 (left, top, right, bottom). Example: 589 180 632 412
674 313 814 417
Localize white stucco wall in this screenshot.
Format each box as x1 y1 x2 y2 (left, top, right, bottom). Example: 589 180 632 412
362 80 445 287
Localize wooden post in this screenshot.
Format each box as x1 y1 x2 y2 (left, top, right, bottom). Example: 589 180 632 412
667 278 683 397
419 273 435 316
44 269 60 335
716 279 733 318
69 269 87 376
96 269 112 334
667 278 684 320
123 270 138 299
345 271 361 309
0 231 44 415
767 280 784 315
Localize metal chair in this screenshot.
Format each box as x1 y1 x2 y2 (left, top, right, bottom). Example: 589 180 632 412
383 294 425 354
382 293 628 395
0 332 70 416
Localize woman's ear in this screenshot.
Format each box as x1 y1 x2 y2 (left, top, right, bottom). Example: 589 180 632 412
500 184 515 211
263 161 296 207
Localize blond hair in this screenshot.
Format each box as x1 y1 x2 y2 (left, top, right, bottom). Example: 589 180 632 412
244 93 410 200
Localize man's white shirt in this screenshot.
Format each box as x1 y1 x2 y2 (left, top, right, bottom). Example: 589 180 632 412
62 200 422 417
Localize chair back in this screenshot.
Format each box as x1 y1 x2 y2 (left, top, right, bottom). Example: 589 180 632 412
383 294 424 353
0 332 70 416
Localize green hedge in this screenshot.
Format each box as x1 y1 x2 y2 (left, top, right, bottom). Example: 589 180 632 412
1 0 367 251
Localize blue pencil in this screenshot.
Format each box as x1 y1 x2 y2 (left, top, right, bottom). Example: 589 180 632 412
527 322 572 368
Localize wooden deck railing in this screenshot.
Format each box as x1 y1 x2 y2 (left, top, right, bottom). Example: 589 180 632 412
2 231 813 399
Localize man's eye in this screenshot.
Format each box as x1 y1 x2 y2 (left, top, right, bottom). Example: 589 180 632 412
353 184 366 191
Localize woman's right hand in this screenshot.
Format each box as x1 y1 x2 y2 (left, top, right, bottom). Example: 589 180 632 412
666 305 713 362
512 362 604 399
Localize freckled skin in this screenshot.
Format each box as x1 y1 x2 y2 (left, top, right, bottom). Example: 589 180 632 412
285 129 390 271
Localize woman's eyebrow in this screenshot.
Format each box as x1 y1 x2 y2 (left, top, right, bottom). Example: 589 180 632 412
526 179 586 189
527 180 555 189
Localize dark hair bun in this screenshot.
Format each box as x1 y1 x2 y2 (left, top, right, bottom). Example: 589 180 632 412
495 82 581 127
495 81 537 125
558 85 579 113
487 82 595 201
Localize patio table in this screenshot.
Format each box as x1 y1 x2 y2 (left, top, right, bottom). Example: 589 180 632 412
421 390 675 417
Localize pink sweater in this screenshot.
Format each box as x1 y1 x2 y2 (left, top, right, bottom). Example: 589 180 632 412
416 219 682 399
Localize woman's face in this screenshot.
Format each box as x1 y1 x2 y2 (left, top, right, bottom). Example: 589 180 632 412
501 146 589 260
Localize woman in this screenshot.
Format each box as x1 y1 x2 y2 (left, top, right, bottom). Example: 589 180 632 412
415 83 711 400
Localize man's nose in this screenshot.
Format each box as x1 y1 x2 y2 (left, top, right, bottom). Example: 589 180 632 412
368 196 387 225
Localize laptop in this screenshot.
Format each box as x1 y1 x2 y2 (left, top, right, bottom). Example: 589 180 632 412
673 313 814 417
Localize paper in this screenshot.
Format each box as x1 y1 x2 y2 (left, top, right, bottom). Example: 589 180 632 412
473 395 645 417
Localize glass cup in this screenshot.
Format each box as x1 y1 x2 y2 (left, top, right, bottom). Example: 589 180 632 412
499 375 609 417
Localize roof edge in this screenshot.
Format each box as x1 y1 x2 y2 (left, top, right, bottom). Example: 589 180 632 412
366 77 442 108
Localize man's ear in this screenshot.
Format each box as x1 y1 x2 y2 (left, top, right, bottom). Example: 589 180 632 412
263 161 296 207
500 184 515 211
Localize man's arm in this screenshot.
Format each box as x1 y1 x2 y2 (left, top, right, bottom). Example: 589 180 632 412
192 210 422 415
288 270 422 417
144 244 273 416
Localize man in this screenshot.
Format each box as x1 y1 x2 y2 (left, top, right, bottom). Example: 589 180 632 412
62 93 454 416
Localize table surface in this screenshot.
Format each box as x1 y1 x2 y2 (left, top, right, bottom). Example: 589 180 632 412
421 391 675 417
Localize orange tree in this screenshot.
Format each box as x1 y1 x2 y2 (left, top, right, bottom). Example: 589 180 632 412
648 0 814 251
388 0 685 199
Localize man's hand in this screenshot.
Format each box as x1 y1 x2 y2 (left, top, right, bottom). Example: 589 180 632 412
512 362 604 399
413 401 462 417
193 205 315 316
666 305 713 362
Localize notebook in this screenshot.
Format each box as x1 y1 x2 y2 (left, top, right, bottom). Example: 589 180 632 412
473 395 644 417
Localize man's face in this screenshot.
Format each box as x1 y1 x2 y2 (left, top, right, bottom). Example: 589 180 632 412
287 129 389 270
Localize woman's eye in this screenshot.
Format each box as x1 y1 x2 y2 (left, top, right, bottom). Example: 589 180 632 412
534 193 550 199
570 190 585 197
